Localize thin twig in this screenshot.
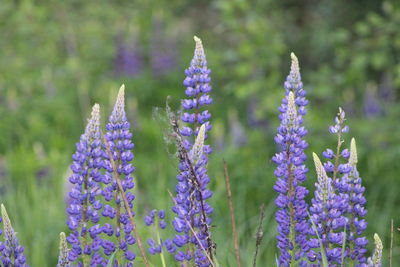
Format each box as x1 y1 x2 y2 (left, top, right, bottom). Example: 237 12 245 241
223 160 241 267
102 135 150 267
390 219 394 267
167 103 214 260
167 190 217 267
252 204 266 267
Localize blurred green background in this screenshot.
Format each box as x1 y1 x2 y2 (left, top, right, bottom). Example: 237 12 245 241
0 0 400 266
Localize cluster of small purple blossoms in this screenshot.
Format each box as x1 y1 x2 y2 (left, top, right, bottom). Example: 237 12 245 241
338 138 368 264
0 204 28 267
171 36 214 266
144 209 168 255
65 86 139 266
102 85 137 264
272 53 309 266
319 108 368 265
66 103 106 266
308 153 348 266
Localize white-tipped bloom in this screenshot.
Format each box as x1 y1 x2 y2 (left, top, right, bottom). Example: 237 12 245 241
367 233 383 267
85 103 101 139
349 137 358 166
57 232 70 267
194 36 204 55
189 124 206 165
313 153 333 203
290 52 300 80
313 153 329 186
111 84 126 122
1 204 13 241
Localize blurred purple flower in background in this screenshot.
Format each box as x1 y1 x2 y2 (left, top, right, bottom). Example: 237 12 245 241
150 20 178 77
114 35 144 77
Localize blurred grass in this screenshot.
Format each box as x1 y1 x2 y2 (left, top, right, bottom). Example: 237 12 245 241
0 0 400 266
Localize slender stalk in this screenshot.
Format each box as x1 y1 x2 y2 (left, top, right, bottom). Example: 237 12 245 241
223 161 241 267
167 106 214 260
102 135 150 267
167 190 217 267
252 204 266 267
390 219 394 267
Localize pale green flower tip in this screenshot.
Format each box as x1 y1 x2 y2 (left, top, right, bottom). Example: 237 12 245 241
91 103 100 120
1 204 8 220
349 137 358 166
190 124 206 164
60 232 66 239
290 52 298 63
193 35 204 54
117 84 125 104
112 84 126 121
287 91 297 118
313 152 328 183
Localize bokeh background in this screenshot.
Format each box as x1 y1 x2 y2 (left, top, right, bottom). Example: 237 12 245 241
1 0 399 266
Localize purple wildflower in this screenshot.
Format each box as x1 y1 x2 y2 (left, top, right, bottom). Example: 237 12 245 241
322 108 368 264
102 85 137 263
171 36 214 266
66 104 106 265
308 153 348 265
0 204 29 267
272 53 309 266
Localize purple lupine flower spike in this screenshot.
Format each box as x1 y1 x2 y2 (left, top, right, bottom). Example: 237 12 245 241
272 53 309 266
343 138 368 264
66 104 106 265
308 153 348 265
103 85 136 265
171 36 214 266
0 204 29 267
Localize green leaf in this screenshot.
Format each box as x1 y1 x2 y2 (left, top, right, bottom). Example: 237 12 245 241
308 211 329 267
106 251 117 267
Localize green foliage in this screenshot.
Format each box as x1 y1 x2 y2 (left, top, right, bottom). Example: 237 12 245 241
0 0 399 266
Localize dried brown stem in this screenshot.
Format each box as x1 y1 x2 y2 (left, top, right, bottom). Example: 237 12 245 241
167 190 216 267
167 104 214 260
252 204 266 267
102 135 150 267
223 161 241 267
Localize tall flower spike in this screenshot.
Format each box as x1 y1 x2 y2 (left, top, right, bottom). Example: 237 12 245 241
272 53 309 266
0 204 28 266
367 234 383 267
66 103 106 265
57 232 70 267
308 153 348 265
171 36 214 266
102 85 137 265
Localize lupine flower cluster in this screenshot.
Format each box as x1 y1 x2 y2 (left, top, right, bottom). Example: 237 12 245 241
272 53 309 266
170 36 214 266
0 36 388 267
273 54 380 267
